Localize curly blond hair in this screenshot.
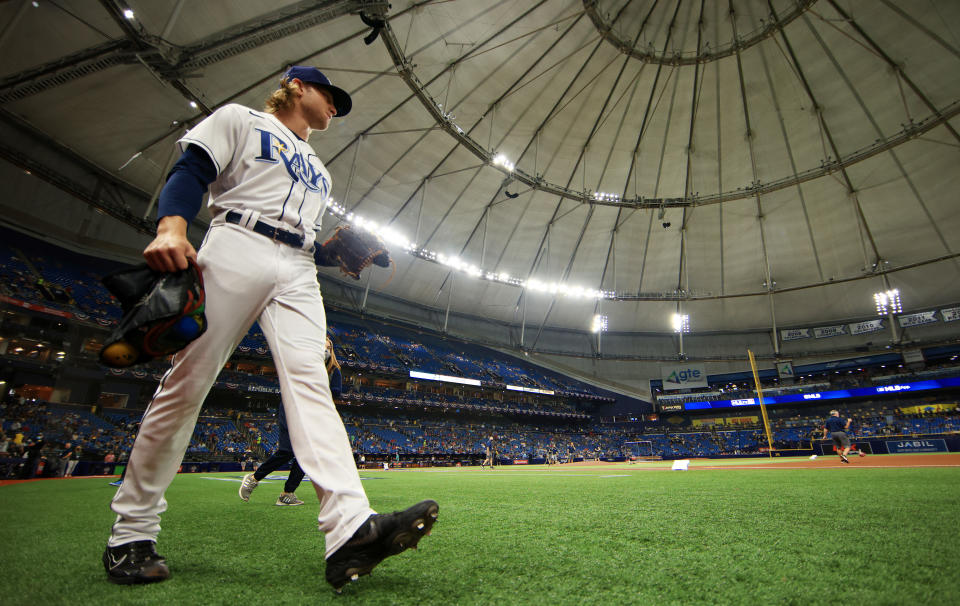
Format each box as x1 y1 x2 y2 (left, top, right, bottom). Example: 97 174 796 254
264 78 300 114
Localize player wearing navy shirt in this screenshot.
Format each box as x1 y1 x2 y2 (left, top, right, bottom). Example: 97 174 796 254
823 409 853 463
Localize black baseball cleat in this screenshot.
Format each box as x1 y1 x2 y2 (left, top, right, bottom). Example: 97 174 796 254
103 540 171 585
325 499 439 592
840 454 850 464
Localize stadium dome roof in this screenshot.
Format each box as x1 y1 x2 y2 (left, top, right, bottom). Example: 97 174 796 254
2 0 959 364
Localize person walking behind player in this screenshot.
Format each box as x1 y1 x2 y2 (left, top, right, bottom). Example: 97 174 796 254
103 66 437 592
240 336 341 506
822 409 853 464
239 421 307 507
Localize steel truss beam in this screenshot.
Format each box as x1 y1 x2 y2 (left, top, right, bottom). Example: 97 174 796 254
378 14 960 210
0 0 388 104
583 0 817 65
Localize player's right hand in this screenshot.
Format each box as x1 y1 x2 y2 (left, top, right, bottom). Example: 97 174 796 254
144 215 197 272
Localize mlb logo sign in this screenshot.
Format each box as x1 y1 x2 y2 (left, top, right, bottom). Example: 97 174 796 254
777 361 795 378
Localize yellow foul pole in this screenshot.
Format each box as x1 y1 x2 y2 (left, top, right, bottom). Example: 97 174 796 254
747 350 775 458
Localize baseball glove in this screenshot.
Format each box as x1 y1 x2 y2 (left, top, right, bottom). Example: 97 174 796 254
314 226 391 280
99 260 207 368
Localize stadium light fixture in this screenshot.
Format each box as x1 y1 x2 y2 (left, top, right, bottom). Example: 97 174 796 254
873 289 901 315
123 8 135 19
321 200 614 299
672 313 690 333
591 314 608 333
492 153 515 172
592 191 620 203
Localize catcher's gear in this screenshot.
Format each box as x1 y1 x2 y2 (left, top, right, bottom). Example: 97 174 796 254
325 336 342 396
314 226 391 280
99 260 207 368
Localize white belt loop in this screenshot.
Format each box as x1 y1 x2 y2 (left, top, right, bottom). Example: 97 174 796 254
241 209 260 229
301 224 316 251
218 209 312 251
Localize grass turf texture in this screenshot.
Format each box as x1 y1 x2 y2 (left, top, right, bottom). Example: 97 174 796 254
1 461 958 605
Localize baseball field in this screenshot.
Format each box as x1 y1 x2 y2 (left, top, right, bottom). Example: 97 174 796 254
2 454 958 605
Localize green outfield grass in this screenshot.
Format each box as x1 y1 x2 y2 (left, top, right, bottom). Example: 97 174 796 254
2 461 959 605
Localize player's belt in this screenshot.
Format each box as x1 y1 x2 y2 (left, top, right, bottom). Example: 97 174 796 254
225 211 305 249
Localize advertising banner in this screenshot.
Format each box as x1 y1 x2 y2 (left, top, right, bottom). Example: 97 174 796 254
776 361 795 379
683 377 960 411
900 404 957 414
902 349 925 364
660 364 708 391
886 439 947 454
0 294 74 318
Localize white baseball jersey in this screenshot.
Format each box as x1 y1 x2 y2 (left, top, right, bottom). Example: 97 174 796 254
110 104 376 557
179 103 332 233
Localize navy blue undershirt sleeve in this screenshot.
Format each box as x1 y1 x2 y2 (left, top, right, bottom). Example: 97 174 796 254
156 144 218 224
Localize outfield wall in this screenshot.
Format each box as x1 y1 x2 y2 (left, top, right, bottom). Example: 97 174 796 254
816 435 960 456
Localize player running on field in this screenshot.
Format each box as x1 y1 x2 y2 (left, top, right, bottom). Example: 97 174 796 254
102 66 437 592
822 409 854 464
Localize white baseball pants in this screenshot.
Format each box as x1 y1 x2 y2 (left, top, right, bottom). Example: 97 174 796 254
108 222 374 556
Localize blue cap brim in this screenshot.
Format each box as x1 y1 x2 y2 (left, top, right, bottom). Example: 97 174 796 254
317 84 352 118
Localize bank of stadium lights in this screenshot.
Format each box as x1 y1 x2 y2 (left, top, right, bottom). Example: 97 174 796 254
593 192 620 203
874 289 902 316
492 153 515 172
591 314 608 333
322 199 614 299
672 313 690 333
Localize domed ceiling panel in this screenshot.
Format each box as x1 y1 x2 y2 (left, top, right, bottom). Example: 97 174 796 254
2 0 958 346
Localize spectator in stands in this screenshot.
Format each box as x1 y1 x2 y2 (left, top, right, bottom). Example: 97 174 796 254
241 449 256 471
66 445 81 477
20 433 45 479
59 442 73 477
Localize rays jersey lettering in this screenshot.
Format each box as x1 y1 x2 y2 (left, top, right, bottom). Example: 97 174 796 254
178 103 332 232
254 129 329 197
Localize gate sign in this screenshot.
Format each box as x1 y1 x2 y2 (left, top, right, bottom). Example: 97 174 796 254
886 439 947 453
661 364 708 391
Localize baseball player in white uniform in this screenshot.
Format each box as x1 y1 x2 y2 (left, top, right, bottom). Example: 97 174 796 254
103 66 437 592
